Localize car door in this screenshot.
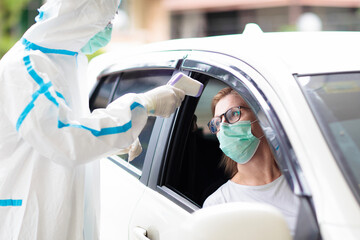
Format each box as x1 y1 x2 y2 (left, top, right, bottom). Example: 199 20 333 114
128 51 319 239
88 51 187 239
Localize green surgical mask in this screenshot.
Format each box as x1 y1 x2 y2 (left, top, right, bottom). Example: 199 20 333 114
217 120 260 164
81 24 113 54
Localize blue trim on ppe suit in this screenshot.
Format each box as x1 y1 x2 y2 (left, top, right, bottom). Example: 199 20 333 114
0 199 22 207
22 38 78 56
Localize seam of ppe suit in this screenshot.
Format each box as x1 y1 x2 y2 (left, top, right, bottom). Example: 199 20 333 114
16 56 59 131
18 45 146 137
55 91 66 101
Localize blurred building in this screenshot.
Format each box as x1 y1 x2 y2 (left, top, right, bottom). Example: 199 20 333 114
112 0 360 46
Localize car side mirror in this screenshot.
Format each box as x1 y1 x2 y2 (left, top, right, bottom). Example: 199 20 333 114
168 202 292 240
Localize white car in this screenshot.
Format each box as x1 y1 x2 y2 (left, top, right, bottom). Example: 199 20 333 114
88 24 360 240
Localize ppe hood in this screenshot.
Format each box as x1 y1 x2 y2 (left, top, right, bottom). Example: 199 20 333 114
23 0 120 52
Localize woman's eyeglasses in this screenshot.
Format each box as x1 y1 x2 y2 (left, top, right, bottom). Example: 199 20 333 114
207 106 249 134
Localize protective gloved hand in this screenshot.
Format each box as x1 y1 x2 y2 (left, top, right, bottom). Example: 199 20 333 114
128 138 142 162
141 85 185 118
117 138 142 162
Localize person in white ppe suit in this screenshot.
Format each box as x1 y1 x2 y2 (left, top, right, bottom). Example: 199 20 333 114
0 0 186 239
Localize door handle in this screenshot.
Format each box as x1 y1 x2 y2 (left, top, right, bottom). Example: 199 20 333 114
133 226 150 240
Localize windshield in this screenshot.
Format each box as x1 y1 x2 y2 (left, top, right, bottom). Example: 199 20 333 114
297 73 360 203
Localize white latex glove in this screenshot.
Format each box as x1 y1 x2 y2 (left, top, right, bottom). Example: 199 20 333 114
117 138 142 162
141 85 185 118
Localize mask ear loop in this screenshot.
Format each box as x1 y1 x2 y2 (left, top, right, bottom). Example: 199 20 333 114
258 134 265 140
250 119 265 140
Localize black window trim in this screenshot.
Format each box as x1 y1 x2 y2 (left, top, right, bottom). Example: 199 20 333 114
147 103 201 212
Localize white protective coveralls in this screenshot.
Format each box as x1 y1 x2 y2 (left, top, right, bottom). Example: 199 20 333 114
0 0 184 239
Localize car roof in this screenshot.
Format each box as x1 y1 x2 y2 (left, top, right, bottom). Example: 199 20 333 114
91 25 360 82
142 30 360 75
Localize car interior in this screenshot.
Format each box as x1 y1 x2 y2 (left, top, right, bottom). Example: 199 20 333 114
162 75 229 206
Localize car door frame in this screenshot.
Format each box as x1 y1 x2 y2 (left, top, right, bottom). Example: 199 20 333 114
145 50 310 202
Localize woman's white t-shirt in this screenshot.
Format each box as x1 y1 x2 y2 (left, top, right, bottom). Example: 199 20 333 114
203 175 299 235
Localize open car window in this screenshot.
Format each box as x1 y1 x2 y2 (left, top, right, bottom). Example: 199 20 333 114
161 72 298 207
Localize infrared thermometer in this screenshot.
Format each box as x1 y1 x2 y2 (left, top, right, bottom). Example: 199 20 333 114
167 72 203 97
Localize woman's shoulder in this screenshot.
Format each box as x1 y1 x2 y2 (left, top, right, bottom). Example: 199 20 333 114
202 181 232 207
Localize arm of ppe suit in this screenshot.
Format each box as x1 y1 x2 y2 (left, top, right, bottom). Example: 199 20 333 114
0 50 146 167
0 49 186 167
17 92 149 167
98 85 185 161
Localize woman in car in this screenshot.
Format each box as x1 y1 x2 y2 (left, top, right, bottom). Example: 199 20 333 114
204 87 299 235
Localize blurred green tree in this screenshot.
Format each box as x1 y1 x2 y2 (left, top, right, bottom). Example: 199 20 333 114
0 0 32 58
